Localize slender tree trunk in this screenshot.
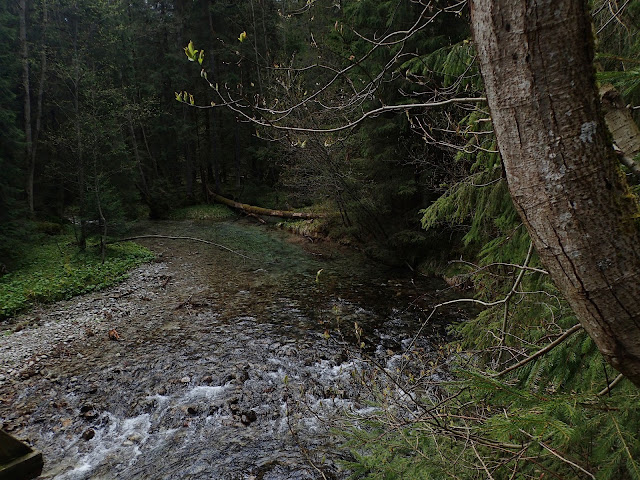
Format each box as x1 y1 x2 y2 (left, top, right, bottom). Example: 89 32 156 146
205 108 221 193
234 119 242 190
72 15 86 249
249 0 263 95
94 161 106 263
470 0 640 386
139 122 159 178
30 0 47 213
18 0 34 215
207 4 222 193
128 114 149 200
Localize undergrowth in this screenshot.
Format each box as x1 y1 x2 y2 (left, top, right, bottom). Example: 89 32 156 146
0 236 154 319
168 204 236 221
340 17 640 478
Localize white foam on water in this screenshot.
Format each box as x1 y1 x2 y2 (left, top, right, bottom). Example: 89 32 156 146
185 385 227 399
56 413 152 480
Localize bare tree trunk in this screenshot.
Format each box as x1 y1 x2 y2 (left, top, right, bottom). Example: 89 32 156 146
209 191 325 219
234 119 242 190
72 14 86 250
30 0 48 211
18 0 33 215
128 113 149 200
139 122 159 178
470 0 640 386
249 0 263 95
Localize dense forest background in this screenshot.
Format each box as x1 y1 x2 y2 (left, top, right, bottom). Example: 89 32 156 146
2 0 640 478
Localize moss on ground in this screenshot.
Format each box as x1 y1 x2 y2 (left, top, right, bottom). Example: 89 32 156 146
0 237 154 319
168 204 236 221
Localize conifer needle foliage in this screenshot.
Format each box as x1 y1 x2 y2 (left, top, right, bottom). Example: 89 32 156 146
342 2 640 478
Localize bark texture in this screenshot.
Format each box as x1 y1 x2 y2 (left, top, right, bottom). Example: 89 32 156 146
209 191 325 219
600 85 640 159
470 0 640 386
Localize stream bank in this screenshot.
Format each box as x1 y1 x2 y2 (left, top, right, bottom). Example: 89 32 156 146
0 219 464 479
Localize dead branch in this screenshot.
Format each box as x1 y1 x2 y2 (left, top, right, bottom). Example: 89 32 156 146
209 191 325 219
492 324 583 378
498 242 535 355
107 235 257 261
598 373 624 397
518 429 595 479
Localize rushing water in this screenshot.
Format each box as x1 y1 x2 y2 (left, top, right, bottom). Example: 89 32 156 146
1 220 463 479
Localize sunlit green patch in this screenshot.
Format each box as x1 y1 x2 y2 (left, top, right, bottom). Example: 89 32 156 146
0 237 154 320
168 204 236 221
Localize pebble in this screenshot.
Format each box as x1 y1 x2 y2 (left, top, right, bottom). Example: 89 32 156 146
180 376 191 384
82 429 95 441
0 262 169 374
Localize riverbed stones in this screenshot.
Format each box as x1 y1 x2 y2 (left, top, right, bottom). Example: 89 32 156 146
240 410 257 425
0 222 449 479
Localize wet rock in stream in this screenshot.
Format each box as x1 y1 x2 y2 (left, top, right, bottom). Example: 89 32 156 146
0 220 460 479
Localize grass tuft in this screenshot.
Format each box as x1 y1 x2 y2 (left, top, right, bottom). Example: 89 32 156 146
168 204 236 221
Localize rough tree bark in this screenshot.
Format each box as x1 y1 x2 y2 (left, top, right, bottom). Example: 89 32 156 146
470 0 640 386
600 84 640 180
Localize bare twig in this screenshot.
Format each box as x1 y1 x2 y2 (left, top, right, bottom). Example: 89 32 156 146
107 235 258 261
492 324 583 377
598 373 624 397
518 429 595 479
498 242 535 357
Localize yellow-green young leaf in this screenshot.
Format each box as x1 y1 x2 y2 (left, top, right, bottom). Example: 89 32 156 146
238 31 247 42
184 40 197 61
189 94 195 105
175 92 182 102
198 50 205 65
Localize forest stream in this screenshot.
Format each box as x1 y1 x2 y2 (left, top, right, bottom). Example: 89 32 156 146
0 219 463 480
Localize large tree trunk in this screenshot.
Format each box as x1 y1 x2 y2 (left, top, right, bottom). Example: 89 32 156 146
470 0 640 386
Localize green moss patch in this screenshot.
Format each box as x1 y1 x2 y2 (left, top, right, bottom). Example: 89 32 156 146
0 237 154 319
168 204 236 221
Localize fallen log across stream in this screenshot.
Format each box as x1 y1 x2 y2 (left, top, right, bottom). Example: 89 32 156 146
209 191 326 219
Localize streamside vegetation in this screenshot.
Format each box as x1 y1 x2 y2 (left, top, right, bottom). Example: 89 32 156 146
2 0 639 478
